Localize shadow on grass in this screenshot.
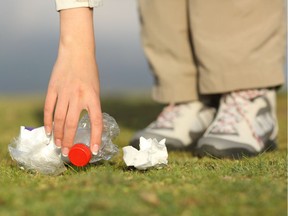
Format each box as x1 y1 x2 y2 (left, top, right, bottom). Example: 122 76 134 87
33 97 163 132
101 98 163 130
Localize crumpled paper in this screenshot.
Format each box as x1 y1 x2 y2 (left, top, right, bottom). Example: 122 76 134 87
123 137 168 170
8 126 66 175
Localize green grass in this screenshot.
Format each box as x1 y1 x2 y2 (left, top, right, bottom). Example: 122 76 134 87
0 93 286 216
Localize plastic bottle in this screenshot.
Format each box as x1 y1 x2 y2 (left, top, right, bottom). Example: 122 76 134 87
68 113 120 167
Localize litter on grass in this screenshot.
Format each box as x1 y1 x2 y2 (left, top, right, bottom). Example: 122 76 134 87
123 137 168 170
8 113 119 175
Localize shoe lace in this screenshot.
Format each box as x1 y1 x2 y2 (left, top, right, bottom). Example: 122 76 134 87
210 90 266 137
152 104 183 128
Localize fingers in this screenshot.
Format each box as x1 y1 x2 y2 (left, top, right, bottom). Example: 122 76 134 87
61 100 81 156
88 103 103 155
55 96 102 157
44 88 57 136
53 96 69 151
44 81 102 158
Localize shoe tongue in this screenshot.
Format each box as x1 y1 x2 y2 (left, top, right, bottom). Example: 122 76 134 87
224 89 265 105
235 89 265 100
223 93 245 106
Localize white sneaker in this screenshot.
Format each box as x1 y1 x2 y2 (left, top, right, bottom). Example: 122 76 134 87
129 101 216 150
196 89 278 158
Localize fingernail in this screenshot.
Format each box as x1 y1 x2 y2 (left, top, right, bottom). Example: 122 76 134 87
55 139 61 148
92 144 99 155
62 147 69 157
45 126 51 136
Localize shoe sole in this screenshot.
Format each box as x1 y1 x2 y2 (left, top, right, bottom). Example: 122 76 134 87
194 140 277 159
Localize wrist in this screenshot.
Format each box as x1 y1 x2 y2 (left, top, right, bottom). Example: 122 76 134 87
59 35 95 54
58 19 96 57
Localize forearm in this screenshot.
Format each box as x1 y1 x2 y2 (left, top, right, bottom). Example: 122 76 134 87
59 8 96 57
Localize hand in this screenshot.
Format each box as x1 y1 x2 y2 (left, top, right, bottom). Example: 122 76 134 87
44 8 102 156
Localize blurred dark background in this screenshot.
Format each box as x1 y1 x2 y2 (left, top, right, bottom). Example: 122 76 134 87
0 0 153 96
0 0 286 96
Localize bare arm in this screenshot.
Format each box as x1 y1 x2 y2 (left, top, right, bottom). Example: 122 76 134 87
44 8 102 156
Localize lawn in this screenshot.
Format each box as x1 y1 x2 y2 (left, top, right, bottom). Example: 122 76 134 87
0 93 286 216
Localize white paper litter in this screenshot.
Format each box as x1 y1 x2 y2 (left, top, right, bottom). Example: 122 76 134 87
122 137 168 170
8 126 66 175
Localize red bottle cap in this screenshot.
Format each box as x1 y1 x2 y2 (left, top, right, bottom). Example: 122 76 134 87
68 143 92 167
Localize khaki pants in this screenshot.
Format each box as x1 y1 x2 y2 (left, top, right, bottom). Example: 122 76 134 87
139 0 286 103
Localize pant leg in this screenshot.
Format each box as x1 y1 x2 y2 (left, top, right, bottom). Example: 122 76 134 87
139 0 198 103
188 0 286 94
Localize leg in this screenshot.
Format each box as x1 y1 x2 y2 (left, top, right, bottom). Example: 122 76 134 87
188 0 285 93
130 0 215 149
188 0 286 158
139 0 198 103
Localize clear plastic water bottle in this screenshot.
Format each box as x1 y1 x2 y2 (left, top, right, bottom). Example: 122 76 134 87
68 113 120 167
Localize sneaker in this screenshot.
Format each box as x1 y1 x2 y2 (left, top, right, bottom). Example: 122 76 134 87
196 89 278 159
129 101 216 150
